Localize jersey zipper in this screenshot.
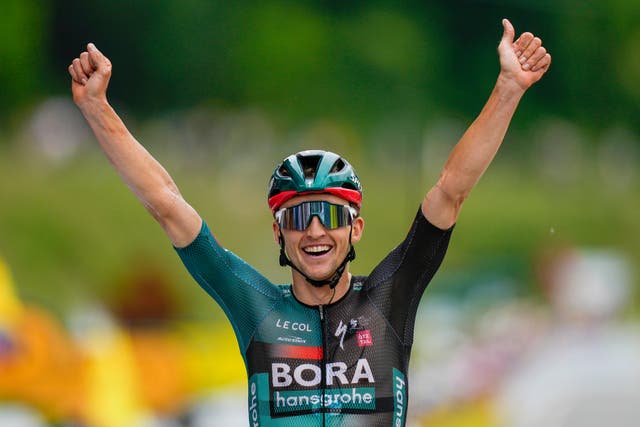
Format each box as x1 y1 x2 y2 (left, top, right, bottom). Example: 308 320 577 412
319 304 327 427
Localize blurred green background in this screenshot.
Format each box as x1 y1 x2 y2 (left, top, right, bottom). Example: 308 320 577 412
1 1 640 426
1 0 638 316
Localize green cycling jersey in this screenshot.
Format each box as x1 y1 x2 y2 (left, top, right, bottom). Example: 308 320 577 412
176 208 453 426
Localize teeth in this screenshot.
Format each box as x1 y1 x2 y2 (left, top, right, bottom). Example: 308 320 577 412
304 245 331 254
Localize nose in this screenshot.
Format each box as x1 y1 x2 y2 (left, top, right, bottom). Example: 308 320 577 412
305 216 327 237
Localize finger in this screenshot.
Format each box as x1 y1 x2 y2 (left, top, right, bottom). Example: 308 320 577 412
68 64 81 84
72 58 88 84
501 18 515 44
524 46 547 71
514 32 534 57
79 52 94 76
519 36 542 65
531 53 552 72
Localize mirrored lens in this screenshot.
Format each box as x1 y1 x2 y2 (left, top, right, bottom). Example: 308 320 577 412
276 201 356 231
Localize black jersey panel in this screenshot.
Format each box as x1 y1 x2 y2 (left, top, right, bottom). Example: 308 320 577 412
365 208 453 346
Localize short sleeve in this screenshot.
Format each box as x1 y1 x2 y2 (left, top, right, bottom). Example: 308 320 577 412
175 221 281 354
365 207 453 345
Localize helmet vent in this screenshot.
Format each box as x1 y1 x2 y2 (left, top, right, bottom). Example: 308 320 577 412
298 154 322 179
277 164 290 177
330 159 346 174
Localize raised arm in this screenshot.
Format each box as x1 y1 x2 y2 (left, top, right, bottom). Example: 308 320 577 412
68 43 201 247
423 19 551 229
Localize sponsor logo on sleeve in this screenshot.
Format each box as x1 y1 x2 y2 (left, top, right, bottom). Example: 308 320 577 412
392 368 406 427
248 376 260 427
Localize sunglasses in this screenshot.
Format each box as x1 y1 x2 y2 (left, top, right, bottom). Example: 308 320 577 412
275 201 358 231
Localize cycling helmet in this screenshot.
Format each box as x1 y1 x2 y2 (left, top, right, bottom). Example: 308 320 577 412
267 150 362 213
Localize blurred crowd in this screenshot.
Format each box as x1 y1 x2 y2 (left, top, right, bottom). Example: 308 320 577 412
411 246 640 427
2 244 639 427
0 254 246 427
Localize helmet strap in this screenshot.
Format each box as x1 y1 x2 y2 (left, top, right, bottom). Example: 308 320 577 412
278 226 356 290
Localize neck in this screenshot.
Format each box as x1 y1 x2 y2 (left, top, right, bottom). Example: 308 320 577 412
292 271 352 306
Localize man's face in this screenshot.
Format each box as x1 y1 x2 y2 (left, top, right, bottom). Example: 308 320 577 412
273 193 364 283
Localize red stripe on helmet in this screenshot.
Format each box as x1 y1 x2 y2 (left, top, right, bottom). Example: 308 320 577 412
268 188 362 213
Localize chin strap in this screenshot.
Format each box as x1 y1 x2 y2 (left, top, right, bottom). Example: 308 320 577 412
279 227 356 290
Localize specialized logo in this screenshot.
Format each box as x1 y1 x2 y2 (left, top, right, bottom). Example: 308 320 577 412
350 173 362 191
334 321 350 349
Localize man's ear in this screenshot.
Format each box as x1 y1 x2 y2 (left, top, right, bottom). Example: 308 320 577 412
272 220 282 245
351 216 365 244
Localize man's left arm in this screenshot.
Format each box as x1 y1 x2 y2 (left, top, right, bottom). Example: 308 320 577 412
423 19 551 229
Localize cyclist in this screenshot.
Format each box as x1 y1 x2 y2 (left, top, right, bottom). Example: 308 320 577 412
69 18 550 426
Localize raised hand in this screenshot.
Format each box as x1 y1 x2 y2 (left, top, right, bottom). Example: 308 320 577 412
498 19 551 91
68 43 112 108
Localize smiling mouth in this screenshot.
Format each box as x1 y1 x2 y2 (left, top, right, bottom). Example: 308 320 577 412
303 245 332 257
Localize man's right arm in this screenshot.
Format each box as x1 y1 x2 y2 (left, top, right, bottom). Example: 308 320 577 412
421 19 551 230
69 43 201 247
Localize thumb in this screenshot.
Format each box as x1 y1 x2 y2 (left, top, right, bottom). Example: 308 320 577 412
501 18 515 44
87 43 111 71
